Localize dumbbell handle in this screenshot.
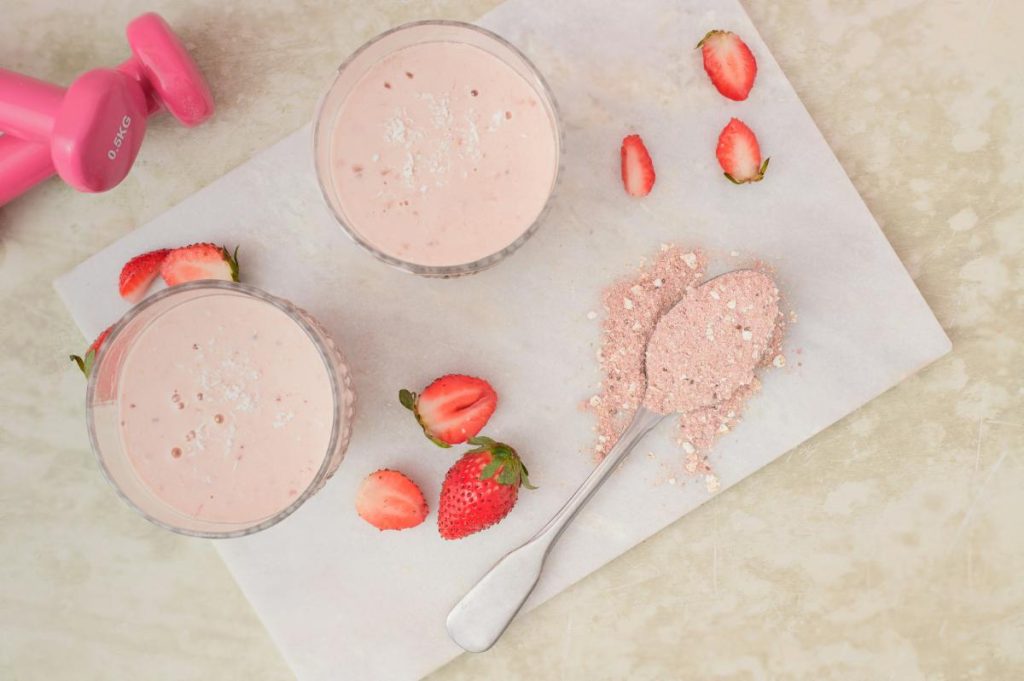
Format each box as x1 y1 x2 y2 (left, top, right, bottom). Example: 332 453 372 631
0 59 161 144
0 136 53 205
0 69 65 141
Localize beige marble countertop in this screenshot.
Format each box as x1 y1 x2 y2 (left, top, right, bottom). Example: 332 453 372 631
1 1 1021 679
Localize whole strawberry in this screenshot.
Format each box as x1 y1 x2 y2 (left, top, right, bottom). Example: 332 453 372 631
438 436 535 540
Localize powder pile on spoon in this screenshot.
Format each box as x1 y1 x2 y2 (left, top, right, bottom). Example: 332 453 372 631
644 269 780 415
587 245 786 482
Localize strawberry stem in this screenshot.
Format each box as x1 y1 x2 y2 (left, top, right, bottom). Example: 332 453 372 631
480 458 502 480
401 389 450 448
468 437 536 490
69 354 87 376
223 245 241 282
427 433 451 449
69 349 97 377
695 29 722 49
398 389 416 410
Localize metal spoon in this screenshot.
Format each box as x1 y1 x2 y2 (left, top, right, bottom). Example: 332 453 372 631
446 270 777 653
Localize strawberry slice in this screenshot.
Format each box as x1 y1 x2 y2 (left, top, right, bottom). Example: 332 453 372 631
621 134 656 197
69 325 113 377
119 248 171 302
160 243 239 286
698 30 757 101
399 374 497 448
355 469 428 531
716 118 769 184
438 436 535 540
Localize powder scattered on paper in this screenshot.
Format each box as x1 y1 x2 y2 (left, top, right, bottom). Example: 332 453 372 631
586 245 787 485
588 245 706 459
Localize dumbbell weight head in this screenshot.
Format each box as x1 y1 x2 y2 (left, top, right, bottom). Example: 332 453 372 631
51 13 213 193
51 69 149 192
125 13 214 127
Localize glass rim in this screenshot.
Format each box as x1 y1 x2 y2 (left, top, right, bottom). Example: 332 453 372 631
85 281 346 539
312 19 564 277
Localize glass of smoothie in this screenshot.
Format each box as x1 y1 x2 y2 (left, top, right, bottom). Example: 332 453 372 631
314 21 562 277
86 281 355 538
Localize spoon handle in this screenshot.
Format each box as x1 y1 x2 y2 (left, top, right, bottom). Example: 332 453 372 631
446 407 665 652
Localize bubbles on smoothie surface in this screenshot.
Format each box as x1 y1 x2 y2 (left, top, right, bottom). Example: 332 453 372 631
171 390 186 410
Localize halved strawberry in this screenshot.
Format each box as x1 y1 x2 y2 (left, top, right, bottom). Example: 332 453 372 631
399 374 497 448
438 436 535 540
69 325 113 378
716 118 769 184
119 248 171 302
698 30 757 101
160 243 239 286
621 134 656 197
355 469 428 531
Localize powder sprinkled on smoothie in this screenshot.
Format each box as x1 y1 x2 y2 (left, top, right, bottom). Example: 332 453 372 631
117 294 335 523
330 40 557 267
587 246 787 482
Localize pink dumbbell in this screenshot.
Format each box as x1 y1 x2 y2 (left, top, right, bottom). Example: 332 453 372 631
0 13 214 205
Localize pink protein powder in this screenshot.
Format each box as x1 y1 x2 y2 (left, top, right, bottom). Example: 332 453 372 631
588 246 786 482
643 270 781 415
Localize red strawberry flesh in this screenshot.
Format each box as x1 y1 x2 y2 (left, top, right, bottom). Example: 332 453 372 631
400 375 497 447
160 243 239 286
716 118 769 184
119 248 170 302
355 469 428 531
699 30 757 101
621 134 656 197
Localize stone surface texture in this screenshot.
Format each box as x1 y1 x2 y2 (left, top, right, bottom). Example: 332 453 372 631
1 1 1021 679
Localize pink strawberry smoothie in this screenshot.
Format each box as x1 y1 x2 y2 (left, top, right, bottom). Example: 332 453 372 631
329 40 558 267
116 292 335 523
